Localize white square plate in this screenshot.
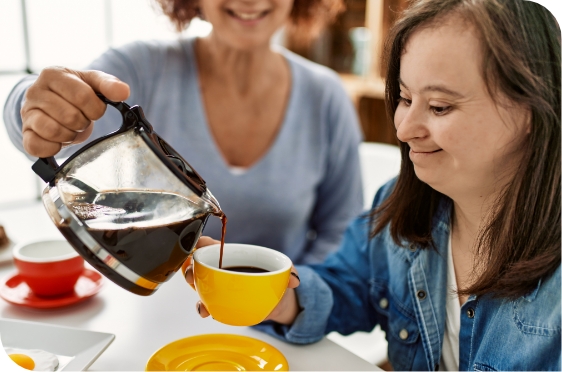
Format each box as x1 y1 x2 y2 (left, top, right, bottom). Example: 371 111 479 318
0 318 114 371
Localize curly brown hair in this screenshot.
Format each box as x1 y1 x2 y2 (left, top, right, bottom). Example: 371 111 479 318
154 0 344 42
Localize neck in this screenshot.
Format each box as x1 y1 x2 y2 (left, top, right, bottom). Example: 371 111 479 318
195 34 282 94
450 182 502 252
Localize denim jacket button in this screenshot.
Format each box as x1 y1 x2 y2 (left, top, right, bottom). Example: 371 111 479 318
416 290 426 300
467 308 475 318
399 329 409 340
379 298 389 309
408 243 417 252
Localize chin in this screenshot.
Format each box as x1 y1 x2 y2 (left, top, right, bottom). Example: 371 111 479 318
413 167 444 191
222 33 272 51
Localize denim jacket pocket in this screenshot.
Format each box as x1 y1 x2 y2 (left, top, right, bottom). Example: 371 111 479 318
386 295 419 370
369 280 390 316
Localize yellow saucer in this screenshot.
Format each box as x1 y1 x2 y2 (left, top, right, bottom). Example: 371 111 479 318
146 334 289 371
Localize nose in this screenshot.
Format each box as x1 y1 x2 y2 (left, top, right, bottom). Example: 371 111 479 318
395 102 429 143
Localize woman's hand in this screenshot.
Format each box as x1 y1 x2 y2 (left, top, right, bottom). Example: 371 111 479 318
21 66 130 157
183 236 301 325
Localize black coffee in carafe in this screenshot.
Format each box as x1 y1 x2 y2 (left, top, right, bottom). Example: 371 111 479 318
34 94 226 296
56 190 210 295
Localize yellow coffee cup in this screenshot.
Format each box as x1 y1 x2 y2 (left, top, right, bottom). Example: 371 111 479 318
193 243 292 326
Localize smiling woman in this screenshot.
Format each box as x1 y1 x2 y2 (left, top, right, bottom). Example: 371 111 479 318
156 0 344 42
250 0 560 370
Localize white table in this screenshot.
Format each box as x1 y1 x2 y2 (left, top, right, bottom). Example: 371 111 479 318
0 202 380 371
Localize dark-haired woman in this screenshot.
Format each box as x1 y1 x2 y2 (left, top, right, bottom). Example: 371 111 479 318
3 0 364 264
187 0 561 369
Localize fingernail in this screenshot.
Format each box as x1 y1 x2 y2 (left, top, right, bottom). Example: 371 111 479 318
184 266 191 279
197 302 201 314
290 272 300 282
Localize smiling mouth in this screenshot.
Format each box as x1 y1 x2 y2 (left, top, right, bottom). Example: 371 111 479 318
411 149 442 154
227 9 270 21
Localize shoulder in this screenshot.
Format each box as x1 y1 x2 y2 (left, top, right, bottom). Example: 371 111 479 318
370 178 398 210
514 266 561 336
109 38 190 63
90 39 192 74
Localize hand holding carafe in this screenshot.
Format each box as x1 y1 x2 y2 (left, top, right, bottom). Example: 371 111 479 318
21 66 130 157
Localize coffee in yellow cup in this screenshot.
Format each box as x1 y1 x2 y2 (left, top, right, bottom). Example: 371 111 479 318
193 243 292 326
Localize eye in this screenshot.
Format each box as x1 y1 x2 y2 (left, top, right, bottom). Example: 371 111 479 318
398 96 412 107
431 105 452 115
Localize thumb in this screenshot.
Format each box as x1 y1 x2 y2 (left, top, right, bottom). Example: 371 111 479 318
77 70 130 102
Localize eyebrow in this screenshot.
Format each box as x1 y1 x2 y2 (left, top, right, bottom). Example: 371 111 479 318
398 77 465 98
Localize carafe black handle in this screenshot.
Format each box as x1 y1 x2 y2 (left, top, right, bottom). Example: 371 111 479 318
31 93 140 184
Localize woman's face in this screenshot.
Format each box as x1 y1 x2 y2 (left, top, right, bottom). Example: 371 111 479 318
200 0 294 50
394 15 530 200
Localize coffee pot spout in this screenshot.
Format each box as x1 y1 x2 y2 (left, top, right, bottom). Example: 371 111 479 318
201 189 221 216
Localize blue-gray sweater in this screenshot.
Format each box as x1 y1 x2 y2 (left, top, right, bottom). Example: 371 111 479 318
3 37 363 264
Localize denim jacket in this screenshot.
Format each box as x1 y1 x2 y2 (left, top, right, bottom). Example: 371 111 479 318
256 180 561 371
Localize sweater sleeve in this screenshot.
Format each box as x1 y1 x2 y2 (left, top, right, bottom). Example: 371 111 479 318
3 75 38 160
298 77 364 264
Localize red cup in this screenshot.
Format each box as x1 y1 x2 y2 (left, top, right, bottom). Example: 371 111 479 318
13 240 84 297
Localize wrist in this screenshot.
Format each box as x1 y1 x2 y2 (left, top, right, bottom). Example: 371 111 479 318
269 288 301 325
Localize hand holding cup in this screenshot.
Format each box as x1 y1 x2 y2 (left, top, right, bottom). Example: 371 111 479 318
184 237 301 326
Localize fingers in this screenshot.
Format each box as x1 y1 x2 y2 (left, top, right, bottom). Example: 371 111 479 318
196 301 210 318
181 256 192 277
20 67 130 158
195 236 220 248
71 121 95 145
184 264 194 287
32 67 107 123
288 265 300 289
77 70 130 103
22 129 62 158
24 87 93 133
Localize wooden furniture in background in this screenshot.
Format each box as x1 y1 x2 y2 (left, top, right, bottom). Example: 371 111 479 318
285 0 407 145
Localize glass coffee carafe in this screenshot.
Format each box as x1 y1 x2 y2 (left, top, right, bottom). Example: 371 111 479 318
32 94 222 296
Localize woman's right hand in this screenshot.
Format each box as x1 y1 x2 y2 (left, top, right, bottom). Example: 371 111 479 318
21 66 130 157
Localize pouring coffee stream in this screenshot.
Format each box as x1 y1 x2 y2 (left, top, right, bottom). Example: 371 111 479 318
32 93 227 295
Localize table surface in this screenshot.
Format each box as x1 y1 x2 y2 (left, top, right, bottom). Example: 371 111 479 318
0 201 379 371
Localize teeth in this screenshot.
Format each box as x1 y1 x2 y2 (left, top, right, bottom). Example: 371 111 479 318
232 11 263 20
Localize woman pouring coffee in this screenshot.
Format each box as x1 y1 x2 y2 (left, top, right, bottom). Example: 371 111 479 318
188 0 561 369
3 0 363 265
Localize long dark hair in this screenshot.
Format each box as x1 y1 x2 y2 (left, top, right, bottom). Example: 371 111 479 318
373 0 561 299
